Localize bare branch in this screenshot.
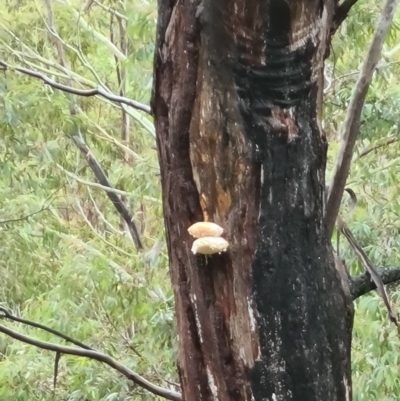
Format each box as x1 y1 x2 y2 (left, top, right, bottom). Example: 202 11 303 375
0 24 93 85
53 351 61 395
39 3 114 93
0 26 155 134
335 189 398 326
325 0 399 235
351 266 400 300
74 198 132 257
0 323 181 401
72 138 143 250
0 307 92 350
338 216 399 327
91 280 143 359
93 0 128 20
54 163 130 196
384 41 400 58
346 156 400 187
0 208 50 225
356 135 399 159
54 163 160 204
0 186 62 225
93 130 144 161
0 45 93 86
87 188 125 236
0 60 151 114
324 60 400 95
38 2 144 251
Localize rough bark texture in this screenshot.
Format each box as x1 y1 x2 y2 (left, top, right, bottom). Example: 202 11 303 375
151 1 354 400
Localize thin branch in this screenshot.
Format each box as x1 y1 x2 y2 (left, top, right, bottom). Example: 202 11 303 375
383 41 400 58
72 138 143 250
337 215 399 327
93 0 128 20
0 60 151 114
55 163 130 196
324 60 400 95
0 307 93 350
351 266 400 299
0 207 50 225
0 323 181 401
86 96 155 137
356 135 399 159
74 198 132 257
38 24 155 136
345 155 400 186
1 27 155 134
42 0 67 74
0 46 93 87
93 131 144 161
38 4 112 94
0 26 97 87
40 1 141 252
121 103 156 136
0 186 62 225
325 0 399 235
54 163 160 204
91 280 143 359
92 280 180 390
87 188 124 236
53 351 61 394
335 191 398 326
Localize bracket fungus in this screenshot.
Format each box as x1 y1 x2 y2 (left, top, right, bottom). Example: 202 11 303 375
191 236 229 255
188 222 224 238
188 222 229 255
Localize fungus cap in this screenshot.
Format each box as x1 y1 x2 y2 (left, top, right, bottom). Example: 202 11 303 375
188 222 224 238
191 236 229 255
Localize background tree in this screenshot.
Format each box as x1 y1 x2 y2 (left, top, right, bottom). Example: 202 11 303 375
0 0 400 400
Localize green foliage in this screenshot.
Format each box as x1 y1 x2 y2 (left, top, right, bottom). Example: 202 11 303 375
0 0 176 400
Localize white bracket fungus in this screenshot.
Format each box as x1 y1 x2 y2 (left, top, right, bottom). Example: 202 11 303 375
188 222 229 255
191 236 229 255
188 222 224 238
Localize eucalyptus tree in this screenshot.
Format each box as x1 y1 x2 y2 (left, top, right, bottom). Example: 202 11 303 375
151 0 399 400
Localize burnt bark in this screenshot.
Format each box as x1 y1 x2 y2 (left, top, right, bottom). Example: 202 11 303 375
151 1 354 400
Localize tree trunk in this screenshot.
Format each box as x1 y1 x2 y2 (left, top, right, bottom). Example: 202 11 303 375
151 1 354 400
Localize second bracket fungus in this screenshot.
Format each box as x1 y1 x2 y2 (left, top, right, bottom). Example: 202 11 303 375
191 236 229 255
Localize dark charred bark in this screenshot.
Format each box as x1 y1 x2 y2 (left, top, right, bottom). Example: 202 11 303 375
332 0 360 34
152 1 354 400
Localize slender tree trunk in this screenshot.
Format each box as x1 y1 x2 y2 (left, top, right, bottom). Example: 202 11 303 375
152 1 354 400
